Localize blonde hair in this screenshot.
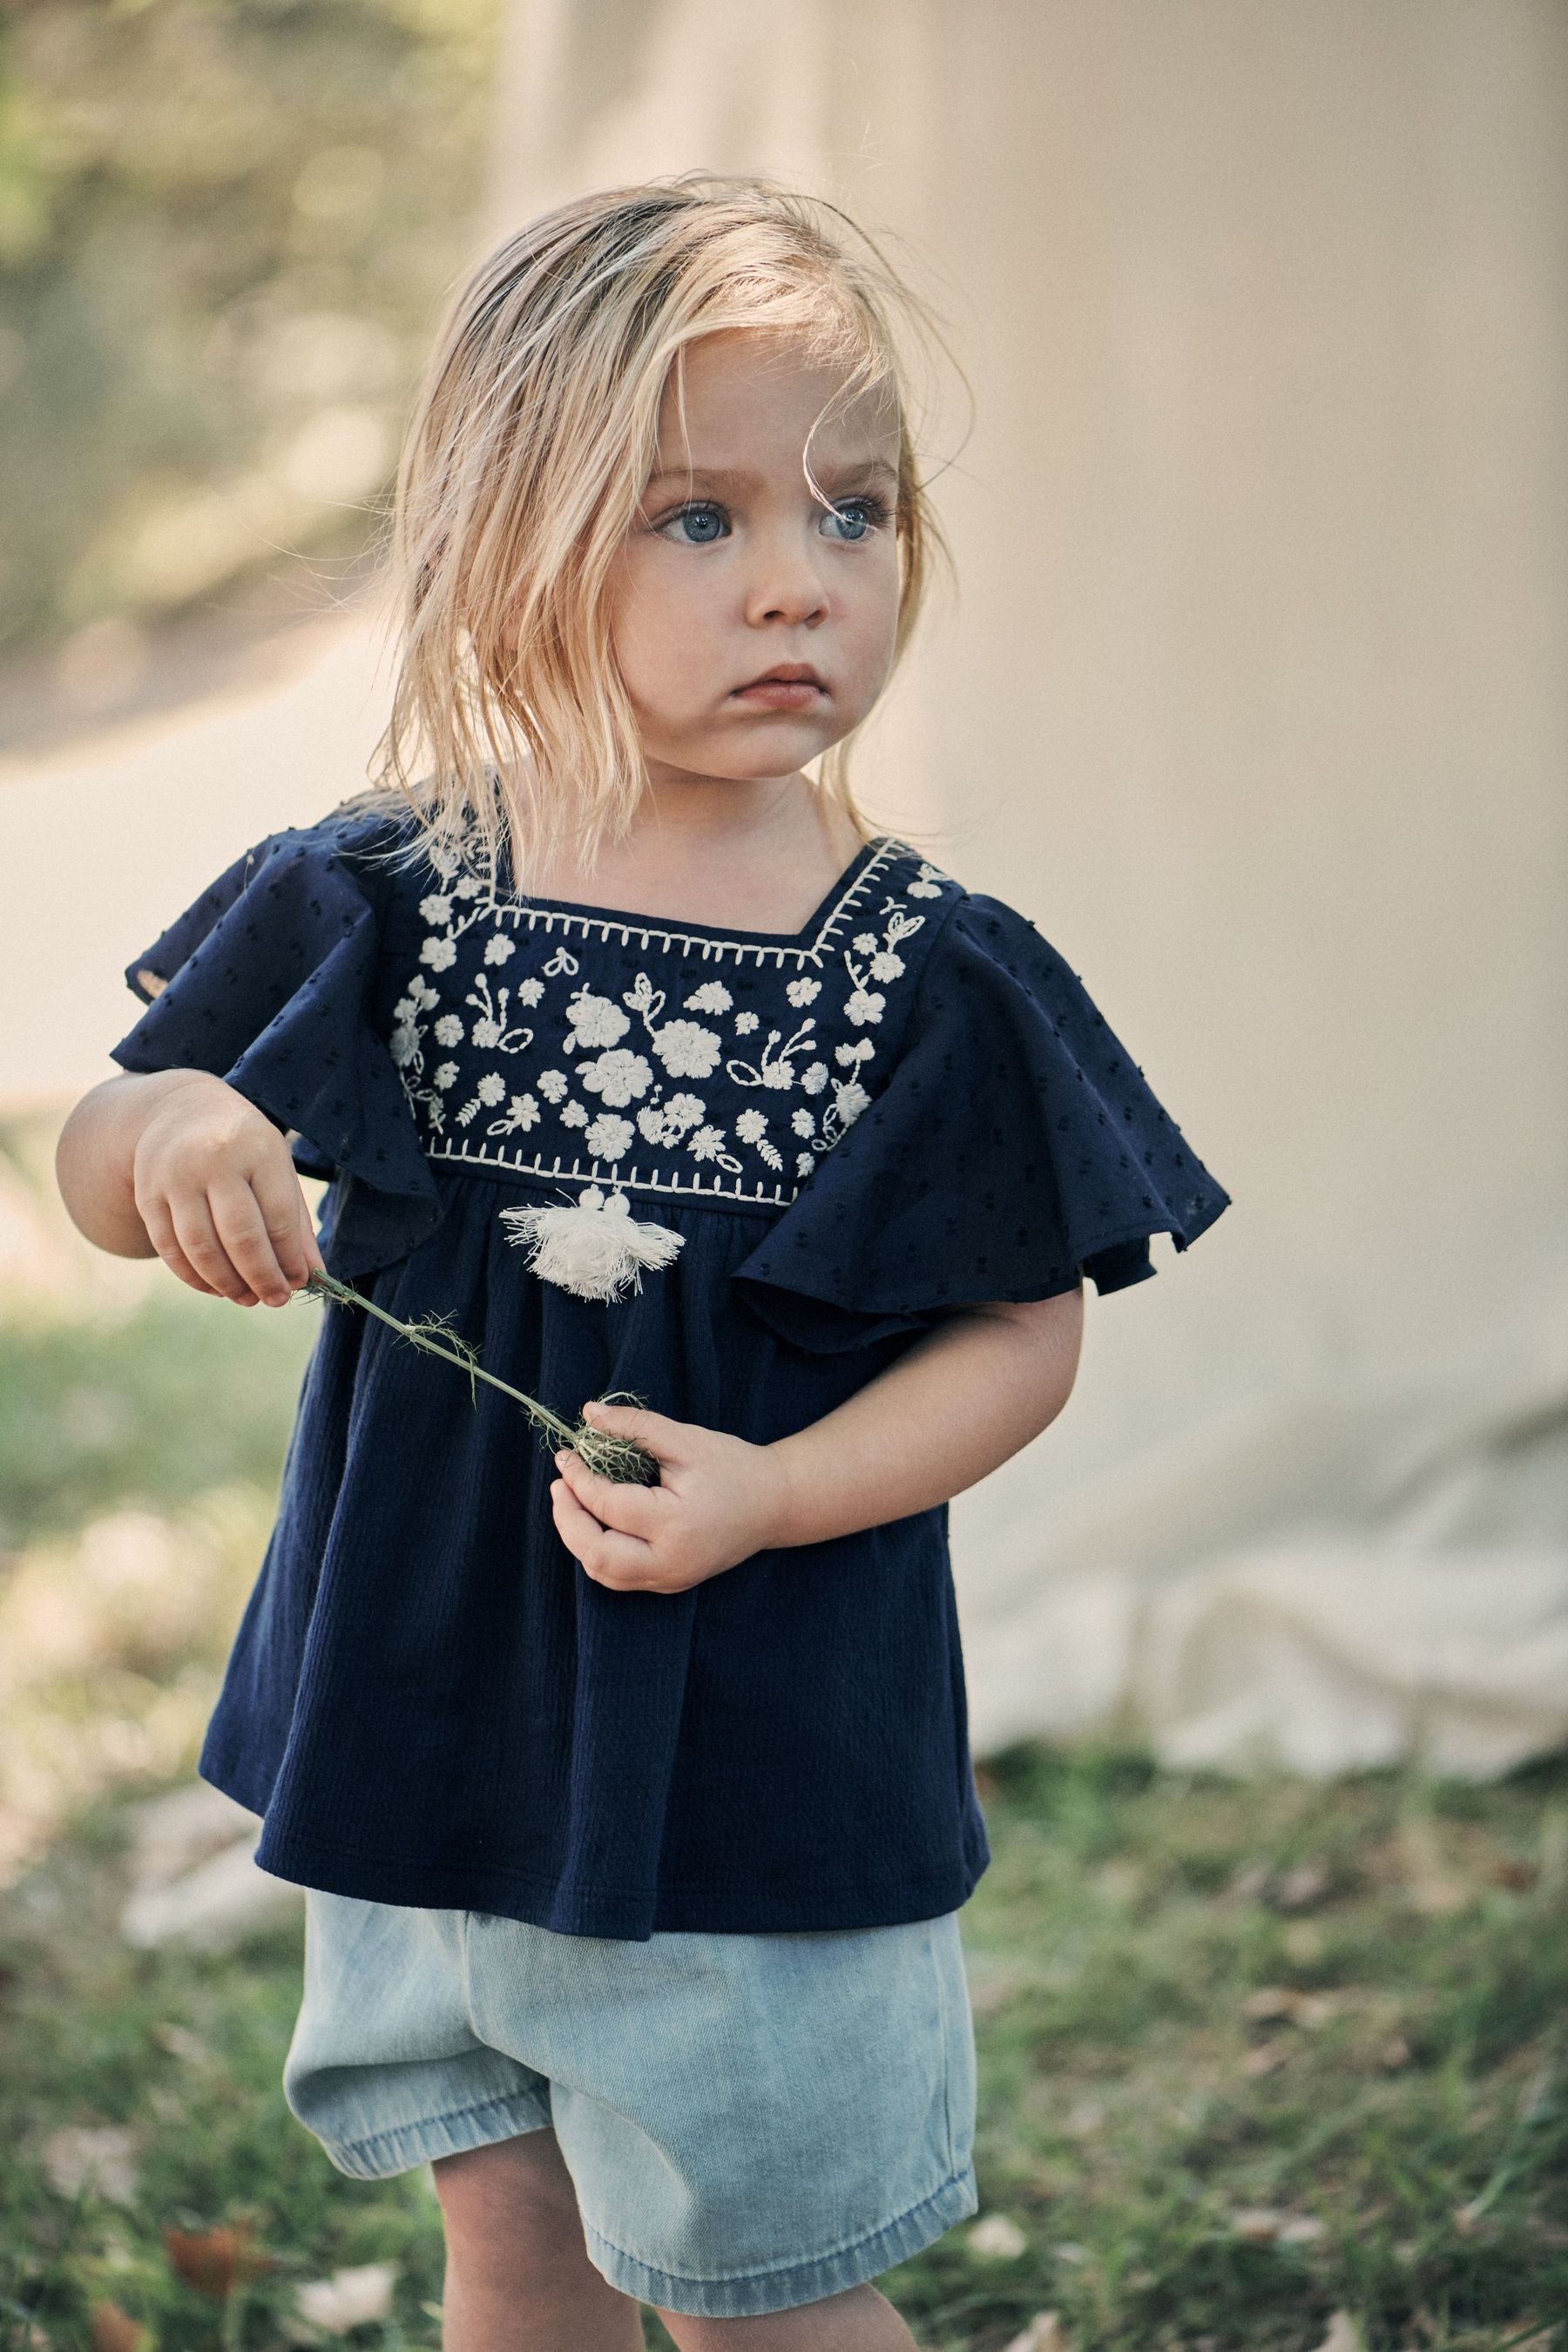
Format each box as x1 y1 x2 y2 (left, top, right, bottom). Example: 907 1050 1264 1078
363 170 949 883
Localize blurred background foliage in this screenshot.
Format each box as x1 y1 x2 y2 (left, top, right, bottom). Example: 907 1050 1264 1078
0 0 498 669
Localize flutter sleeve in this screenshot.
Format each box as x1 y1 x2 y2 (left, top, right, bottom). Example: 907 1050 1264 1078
110 816 441 1278
730 891 1232 1353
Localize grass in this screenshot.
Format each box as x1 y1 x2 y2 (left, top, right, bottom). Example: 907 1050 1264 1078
1 1141 1565 2349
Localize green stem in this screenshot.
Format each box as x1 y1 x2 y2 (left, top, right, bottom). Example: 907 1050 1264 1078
308 1268 580 1444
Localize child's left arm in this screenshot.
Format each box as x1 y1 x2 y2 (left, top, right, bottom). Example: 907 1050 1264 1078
549 1287 1083 1593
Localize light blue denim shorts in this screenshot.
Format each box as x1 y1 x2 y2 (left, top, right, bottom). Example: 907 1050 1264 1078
283 1890 978 2319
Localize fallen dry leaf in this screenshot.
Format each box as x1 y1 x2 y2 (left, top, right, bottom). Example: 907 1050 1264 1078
1002 2316 1067 2352
1311 2315 1365 2352
295 2262 399 2333
163 2222 270 2300
41 2126 139 2208
1242 2041 1288 2077
967 2213 1029 2260
89 2303 145 2352
1231 2206 1288 2241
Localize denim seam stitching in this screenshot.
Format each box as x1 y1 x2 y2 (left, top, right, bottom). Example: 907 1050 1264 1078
330 2088 547 2167
581 2161 973 2289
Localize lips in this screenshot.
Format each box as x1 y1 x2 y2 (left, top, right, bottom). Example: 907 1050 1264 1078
730 664 827 700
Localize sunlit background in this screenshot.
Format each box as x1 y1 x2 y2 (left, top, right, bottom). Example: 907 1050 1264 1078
3 5 1566 2347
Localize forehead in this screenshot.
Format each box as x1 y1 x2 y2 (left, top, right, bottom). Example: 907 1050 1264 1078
652 330 899 472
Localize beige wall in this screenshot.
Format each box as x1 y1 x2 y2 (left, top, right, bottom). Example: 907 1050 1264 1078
483 3 1567 1496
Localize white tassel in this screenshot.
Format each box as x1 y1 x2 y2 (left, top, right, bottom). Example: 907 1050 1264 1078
498 1186 685 1302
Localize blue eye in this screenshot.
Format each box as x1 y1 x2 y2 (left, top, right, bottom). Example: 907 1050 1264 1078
659 503 729 545
819 497 885 543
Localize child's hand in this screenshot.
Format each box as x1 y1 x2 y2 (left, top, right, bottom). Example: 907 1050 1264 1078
549 1400 793 1594
130 1069 324 1308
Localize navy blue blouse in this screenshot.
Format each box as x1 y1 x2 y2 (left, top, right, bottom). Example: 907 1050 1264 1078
111 803 1230 1938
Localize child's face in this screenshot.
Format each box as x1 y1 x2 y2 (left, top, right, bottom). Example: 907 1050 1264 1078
608 330 903 792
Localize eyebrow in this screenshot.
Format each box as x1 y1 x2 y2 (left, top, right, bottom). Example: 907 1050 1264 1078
643 457 900 495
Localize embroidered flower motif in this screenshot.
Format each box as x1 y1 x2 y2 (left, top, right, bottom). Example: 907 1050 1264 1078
488 1092 540 1135
434 1061 460 1090
483 935 517 965
801 1062 828 1095
906 862 944 898
637 1092 706 1146
420 893 453 925
476 1073 505 1107
561 1100 589 1128
844 984 885 1028
565 990 630 1050
434 1014 464 1047
733 1010 760 1034
537 1069 570 1103
835 1079 872 1126
517 977 544 1006
580 1048 654 1107
852 932 879 954
470 1017 501 1049
685 980 733 1014
420 936 457 972
791 1107 815 1137
429 846 460 880
868 951 905 982
786 977 821 1006
688 1124 739 1168
389 1019 419 1069
585 1112 633 1159
454 875 483 901
409 977 438 1010
652 1018 723 1080
795 1152 816 1177
734 1108 768 1146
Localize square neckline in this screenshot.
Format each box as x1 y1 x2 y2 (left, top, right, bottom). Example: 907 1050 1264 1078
504 833 894 947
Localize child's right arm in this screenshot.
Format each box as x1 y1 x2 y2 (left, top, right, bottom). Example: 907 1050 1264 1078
56 1070 323 1308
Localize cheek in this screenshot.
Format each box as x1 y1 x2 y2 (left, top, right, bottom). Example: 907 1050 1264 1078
608 550 714 706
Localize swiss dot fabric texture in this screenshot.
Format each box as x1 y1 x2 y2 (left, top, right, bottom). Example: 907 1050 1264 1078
110 804 1229 1939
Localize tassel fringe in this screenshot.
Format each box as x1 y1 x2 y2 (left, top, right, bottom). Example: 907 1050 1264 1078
499 1186 685 1303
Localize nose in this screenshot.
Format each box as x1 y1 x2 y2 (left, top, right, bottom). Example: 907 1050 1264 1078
743 526 828 629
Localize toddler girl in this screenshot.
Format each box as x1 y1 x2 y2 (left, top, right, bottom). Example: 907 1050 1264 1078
57 175 1229 2350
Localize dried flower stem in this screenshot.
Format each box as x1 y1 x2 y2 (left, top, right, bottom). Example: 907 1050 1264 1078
304 1268 660 1484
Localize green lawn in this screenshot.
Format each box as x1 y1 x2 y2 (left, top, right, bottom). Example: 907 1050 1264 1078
2 1150 1565 2349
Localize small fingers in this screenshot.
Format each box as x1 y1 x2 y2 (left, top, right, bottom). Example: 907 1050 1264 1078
250 1157 322 1287
554 1450 666 1538
549 1478 659 1590
137 1203 225 1299
208 1177 294 1306
167 1194 260 1306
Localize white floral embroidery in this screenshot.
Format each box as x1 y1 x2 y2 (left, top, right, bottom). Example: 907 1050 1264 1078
652 1017 723 1080
389 835 955 1204
564 990 630 1051
636 1091 706 1147
685 980 733 1014
487 1092 541 1136
579 1048 654 1107
585 1112 633 1159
